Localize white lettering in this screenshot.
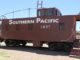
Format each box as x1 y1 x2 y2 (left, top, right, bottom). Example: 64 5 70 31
9 20 13 24
36 18 59 23
36 18 41 23
9 18 59 24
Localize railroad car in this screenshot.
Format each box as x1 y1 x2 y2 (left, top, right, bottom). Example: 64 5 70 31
1 8 80 51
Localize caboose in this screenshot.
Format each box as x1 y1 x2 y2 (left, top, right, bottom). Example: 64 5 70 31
1 8 80 51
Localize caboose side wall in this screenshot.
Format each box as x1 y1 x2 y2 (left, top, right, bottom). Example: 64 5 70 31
1 16 75 43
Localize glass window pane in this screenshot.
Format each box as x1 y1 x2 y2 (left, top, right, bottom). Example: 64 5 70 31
59 23 64 30
28 24 33 31
16 24 20 31
47 10 53 15
38 10 44 16
57 11 61 16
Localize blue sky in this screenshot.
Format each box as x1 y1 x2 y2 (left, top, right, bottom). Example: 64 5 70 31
0 0 80 17
0 0 80 31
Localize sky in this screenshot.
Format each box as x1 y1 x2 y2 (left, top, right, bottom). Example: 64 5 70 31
0 0 80 17
0 0 80 31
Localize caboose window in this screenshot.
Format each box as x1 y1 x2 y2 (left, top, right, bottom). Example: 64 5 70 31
59 23 64 30
16 24 20 31
28 24 33 31
38 10 44 16
47 10 53 15
57 10 62 16
5 24 9 31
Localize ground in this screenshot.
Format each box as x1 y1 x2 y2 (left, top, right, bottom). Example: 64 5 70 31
0 42 80 60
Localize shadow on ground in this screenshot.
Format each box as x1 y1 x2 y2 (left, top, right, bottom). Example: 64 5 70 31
0 46 69 56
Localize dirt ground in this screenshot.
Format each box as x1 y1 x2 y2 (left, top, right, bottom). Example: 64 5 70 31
0 42 80 60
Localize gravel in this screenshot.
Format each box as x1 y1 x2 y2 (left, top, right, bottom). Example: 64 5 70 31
0 42 80 60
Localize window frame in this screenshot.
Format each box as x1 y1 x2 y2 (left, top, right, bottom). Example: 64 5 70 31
16 24 20 31
56 10 62 16
59 22 64 31
28 24 33 31
46 9 53 16
38 10 44 16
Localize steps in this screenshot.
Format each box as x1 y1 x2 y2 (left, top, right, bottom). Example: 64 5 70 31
69 48 80 56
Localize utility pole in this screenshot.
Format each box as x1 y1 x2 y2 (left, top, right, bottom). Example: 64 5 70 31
28 8 30 17
37 0 43 9
1 15 7 19
13 9 14 18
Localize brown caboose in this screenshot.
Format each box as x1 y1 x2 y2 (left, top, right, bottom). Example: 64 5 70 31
1 8 80 51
